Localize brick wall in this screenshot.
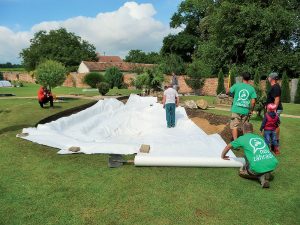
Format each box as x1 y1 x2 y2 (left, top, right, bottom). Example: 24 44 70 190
3 72 288 96
3 72 35 83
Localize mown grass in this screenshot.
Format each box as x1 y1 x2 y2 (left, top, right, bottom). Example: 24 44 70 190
0 83 141 97
181 95 300 116
0 98 299 225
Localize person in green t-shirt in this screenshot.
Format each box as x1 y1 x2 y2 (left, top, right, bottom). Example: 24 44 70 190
221 122 278 188
227 72 257 140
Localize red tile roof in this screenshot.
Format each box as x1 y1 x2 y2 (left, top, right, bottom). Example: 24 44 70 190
82 61 154 72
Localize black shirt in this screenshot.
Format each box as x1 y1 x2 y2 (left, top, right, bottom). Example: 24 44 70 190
266 83 283 110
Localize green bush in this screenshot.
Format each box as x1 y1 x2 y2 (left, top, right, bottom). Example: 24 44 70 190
281 71 291 103
0 71 3 80
105 67 124 89
97 82 110 95
294 79 300 104
160 54 185 75
254 69 260 86
265 79 271 95
35 60 67 90
229 66 236 87
83 72 104 88
185 60 211 94
216 70 225 95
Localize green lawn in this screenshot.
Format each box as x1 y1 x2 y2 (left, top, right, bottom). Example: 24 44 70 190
0 98 299 225
181 95 300 116
0 68 26 72
0 83 141 97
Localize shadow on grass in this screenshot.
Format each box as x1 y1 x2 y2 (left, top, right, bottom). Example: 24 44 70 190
0 124 31 135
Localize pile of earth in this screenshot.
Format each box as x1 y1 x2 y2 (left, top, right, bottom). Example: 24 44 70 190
185 108 232 144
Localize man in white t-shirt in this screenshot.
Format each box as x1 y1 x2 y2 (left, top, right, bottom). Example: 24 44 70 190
162 84 179 128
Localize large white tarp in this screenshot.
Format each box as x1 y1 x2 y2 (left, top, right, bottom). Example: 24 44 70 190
19 94 244 167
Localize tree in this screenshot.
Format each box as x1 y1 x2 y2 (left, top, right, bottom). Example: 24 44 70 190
254 69 261 87
160 54 185 75
294 79 300 104
134 67 165 93
216 70 225 95
253 69 265 117
167 0 300 77
83 72 105 88
185 60 211 94
229 66 236 88
281 71 291 103
35 60 67 90
105 67 124 89
265 78 271 95
0 71 3 80
125 50 161 64
20 28 97 71
97 82 110 95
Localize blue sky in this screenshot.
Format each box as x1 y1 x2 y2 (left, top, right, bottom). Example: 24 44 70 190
0 0 182 63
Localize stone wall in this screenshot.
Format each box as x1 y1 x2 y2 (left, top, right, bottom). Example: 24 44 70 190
3 72 35 83
3 72 296 99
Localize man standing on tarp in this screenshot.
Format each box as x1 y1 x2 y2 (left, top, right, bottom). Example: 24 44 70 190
227 72 257 140
162 83 179 128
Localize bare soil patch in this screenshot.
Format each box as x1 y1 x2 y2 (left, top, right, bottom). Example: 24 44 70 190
185 108 232 143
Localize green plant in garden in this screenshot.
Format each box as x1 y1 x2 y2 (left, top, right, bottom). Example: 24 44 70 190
216 69 225 95
105 67 124 89
265 78 271 95
229 66 236 87
281 71 291 103
0 71 3 80
35 60 67 90
83 72 104 88
185 59 211 94
294 79 300 104
97 82 110 95
134 67 164 94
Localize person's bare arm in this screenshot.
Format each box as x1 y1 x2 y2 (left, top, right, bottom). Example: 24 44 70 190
162 95 166 107
274 96 280 109
221 144 233 160
176 96 179 107
250 98 256 113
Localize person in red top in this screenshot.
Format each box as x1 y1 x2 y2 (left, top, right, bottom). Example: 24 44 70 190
38 86 53 108
260 103 280 155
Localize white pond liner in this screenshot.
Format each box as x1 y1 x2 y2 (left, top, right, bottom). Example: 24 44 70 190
19 94 244 167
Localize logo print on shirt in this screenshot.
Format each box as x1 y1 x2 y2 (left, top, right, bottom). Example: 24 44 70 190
237 89 250 101
249 138 266 154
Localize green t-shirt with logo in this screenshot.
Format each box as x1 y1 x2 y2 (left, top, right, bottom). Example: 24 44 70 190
230 83 257 115
231 133 278 174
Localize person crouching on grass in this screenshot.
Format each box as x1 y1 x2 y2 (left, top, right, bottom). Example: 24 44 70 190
162 83 179 128
260 103 280 155
221 122 278 188
38 86 54 108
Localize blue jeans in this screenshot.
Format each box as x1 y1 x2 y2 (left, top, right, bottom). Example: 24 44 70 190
264 130 278 146
165 103 176 127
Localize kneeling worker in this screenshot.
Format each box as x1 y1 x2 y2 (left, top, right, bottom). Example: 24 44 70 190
38 86 54 108
221 122 278 188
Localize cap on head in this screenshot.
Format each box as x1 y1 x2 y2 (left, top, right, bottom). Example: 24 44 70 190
267 103 277 112
269 72 279 80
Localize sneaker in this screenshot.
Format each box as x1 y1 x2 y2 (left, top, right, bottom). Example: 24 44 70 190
265 172 274 181
259 174 270 188
273 146 280 155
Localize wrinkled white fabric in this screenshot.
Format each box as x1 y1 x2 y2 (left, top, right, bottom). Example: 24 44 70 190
20 94 244 167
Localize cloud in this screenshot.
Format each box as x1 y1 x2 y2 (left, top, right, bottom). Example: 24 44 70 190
0 1 178 64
